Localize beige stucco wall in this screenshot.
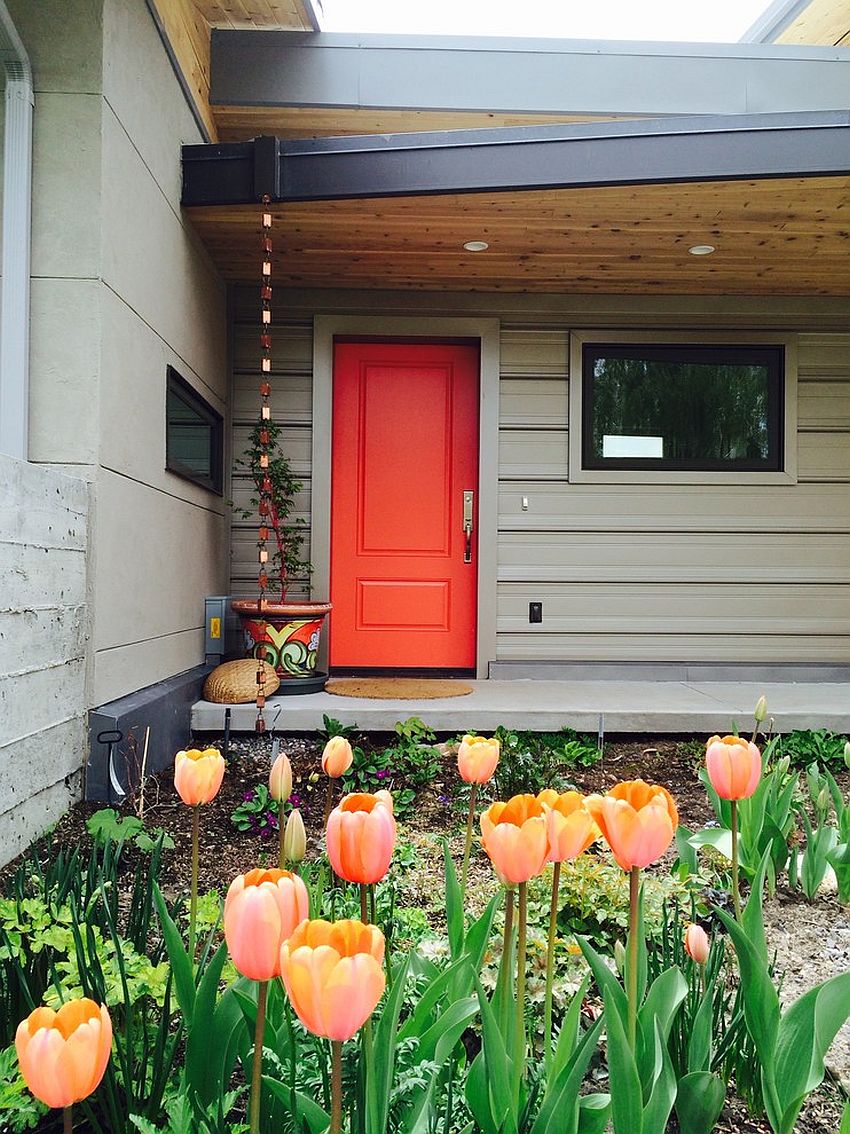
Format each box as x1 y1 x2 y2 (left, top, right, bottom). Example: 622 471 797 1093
0 0 228 862
230 287 850 666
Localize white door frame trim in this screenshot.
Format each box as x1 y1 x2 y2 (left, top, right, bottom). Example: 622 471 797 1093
313 315 500 679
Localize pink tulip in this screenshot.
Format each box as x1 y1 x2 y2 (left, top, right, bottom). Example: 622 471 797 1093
224 868 309 981
705 735 762 801
684 923 710 965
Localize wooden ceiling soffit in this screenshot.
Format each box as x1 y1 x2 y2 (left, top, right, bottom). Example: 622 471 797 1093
776 0 850 44
148 0 217 140
212 105 633 143
192 1 319 30
181 111 850 206
183 176 850 295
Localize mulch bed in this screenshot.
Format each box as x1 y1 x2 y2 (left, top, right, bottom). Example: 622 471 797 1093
14 731 850 1133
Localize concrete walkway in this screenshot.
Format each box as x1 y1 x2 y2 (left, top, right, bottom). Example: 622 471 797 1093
191 679 850 734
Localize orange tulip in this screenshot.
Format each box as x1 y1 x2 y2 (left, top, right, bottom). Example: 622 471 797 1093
705 735 762 801
326 792 396 884
174 747 225 806
224 868 309 981
16 999 112 1109
280 919 385 1042
684 923 710 965
322 737 353 778
269 752 293 803
480 794 549 885
538 789 599 862
457 735 500 784
585 780 678 872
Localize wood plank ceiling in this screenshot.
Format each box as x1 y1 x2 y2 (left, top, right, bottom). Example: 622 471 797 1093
777 0 850 45
184 175 850 295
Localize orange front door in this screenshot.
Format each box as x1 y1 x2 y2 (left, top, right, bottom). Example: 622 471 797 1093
330 341 479 669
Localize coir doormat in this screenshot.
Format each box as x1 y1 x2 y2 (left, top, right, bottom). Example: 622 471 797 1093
325 678 473 700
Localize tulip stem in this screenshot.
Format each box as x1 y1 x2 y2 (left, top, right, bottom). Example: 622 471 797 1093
627 866 640 1051
278 801 286 869
189 804 200 961
360 883 369 924
499 888 515 1037
543 861 562 1065
369 883 376 927
63 1107 72 1134
249 981 268 1134
514 881 528 1096
461 783 479 899
730 800 742 922
324 779 334 824
330 1039 343 1134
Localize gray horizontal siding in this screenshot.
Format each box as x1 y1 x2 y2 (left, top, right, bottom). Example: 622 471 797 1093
229 291 850 664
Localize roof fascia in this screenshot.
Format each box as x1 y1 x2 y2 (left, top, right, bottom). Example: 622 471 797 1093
210 29 850 118
181 109 850 206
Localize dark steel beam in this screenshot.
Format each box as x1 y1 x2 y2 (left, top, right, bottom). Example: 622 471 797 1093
181 111 850 206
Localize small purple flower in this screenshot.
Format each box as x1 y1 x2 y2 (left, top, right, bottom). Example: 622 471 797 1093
243 791 255 802
375 769 388 780
290 793 302 807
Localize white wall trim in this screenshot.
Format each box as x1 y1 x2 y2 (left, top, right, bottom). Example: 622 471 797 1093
312 315 500 678
568 329 798 485
0 1 33 462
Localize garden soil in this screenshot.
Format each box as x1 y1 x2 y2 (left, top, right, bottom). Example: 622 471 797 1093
33 733 850 1133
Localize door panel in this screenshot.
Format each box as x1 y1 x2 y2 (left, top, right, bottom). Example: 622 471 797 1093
331 341 479 668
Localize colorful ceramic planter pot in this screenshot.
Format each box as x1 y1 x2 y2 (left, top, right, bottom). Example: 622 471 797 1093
231 600 332 682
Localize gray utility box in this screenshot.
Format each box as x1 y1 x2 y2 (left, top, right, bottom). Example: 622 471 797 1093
86 665 211 802
204 595 243 664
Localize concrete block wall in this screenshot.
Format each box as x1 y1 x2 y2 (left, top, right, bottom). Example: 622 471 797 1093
0 454 89 863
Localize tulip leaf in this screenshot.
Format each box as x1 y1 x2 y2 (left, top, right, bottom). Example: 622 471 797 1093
443 840 464 959
674 1071 726 1134
688 828 734 861
674 826 698 874
578 1093 611 1134
465 1053 500 1134
638 965 687 1070
550 975 590 1081
687 977 716 1075
263 1077 330 1134
740 847 772 963
577 935 628 1025
841 1097 850 1134
397 955 473 1043
185 940 231 1105
773 970 850 1132
603 985 643 1134
368 955 411 1134
153 883 195 1019
641 1020 677 1134
418 996 478 1066
531 1012 604 1134
464 891 502 975
473 976 515 1131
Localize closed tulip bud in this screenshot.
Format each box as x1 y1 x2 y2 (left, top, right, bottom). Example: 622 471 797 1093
174 747 225 806
705 735 762 801
481 794 549 886
844 741 850 771
224 868 309 981
322 737 353 778
753 695 768 724
817 787 831 814
16 999 112 1109
269 752 293 803
309 771 320 784
684 923 710 965
457 735 500 784
326 793 396 885
775 755 791 779
280 919 385 1042
585 780 678 872
283 809 307 863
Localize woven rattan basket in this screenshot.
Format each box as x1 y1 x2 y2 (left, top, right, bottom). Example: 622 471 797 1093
203 659 280 703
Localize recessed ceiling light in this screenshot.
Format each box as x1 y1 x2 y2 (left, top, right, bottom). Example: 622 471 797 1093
463 240 489 252
688 244 716 256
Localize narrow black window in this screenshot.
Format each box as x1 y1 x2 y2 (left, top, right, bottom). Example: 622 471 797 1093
166 366 223 493
581 343 784 471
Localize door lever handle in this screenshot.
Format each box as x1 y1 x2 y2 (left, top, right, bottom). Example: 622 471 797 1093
462 490 474 564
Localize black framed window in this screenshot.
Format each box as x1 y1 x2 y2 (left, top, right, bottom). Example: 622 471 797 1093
581 343 784 471
166 367 223 493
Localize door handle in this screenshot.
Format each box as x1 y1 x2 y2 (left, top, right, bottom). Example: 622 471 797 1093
462 490 474 563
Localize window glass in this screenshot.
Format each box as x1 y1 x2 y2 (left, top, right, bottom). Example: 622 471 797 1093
165 367 223 493
581 343 783 471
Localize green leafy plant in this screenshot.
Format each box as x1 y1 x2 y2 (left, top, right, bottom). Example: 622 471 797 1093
318 714 360 745
717 852 850 1134
339 718 441 819
776 728 850 769
489 726 598 799
794 762 838 900
86 808 175 854
0 1044 47 1132
230 784 280 839
235 415 311 602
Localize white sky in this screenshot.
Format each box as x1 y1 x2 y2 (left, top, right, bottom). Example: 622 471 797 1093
319 0 774 43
